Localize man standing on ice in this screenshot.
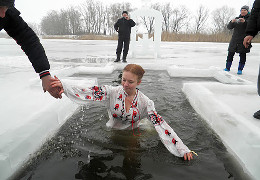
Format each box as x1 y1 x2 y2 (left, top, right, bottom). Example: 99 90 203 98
244 0 260 119
224 5 251 75
114 11 136 63
0 0 61 98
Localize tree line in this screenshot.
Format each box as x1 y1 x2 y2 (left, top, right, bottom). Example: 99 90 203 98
33 0 237 36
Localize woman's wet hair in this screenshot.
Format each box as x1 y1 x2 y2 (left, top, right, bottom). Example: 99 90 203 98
123 64 145 81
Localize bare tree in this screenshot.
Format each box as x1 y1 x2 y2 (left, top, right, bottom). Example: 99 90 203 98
67 6 82 35
41 0 134 36
171 6 189 33
59 9 70 35
194 5 209 33
140 16 155 34
41 10 62 35
80 0 98 34
212 5 235 33
152 3 171 32
161 3 172 32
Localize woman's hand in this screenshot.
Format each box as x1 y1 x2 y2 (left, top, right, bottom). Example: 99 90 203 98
184 152 193 161
50 76 64 97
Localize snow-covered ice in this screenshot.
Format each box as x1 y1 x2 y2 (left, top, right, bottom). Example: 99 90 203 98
0 38 260 179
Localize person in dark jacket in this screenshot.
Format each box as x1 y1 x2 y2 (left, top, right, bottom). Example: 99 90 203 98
243 0 260 119
0 0 61 98
224 5 251 75
114 11 135 63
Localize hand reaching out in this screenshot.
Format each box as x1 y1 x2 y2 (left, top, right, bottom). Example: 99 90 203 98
50 76 64 98
41 75 62 99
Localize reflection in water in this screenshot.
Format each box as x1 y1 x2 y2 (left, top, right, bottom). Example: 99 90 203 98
75 132 152 180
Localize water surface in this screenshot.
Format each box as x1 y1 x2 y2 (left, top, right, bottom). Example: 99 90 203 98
11 70 251 180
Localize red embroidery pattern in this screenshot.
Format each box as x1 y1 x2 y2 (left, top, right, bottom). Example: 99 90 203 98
133 110 137 117
165 130 171 136
114 104 119 110
118 94 122 100
75 94 80 97
172 138 177 144
86 95 91 99
148 111 164 125
91 86 106 101
113 114 118 118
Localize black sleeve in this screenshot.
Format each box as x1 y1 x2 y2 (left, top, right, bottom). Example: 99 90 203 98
4 7 50 77
246 7 260 37
114 19 119 31
227 20 235 30
129 19 136 27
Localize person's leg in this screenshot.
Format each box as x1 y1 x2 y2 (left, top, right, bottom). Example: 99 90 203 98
253 64 260 120
237 53 246 74
225 51 235 71
115 37 123 62
122 38 130 62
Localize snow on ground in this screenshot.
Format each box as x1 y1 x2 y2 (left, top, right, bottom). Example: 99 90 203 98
0 38 260 179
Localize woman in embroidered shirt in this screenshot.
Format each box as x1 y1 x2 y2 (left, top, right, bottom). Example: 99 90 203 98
51 64 194 161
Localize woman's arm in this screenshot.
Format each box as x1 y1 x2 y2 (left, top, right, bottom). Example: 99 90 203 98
51 76 111 105
227 19 236 30
146 99 193 160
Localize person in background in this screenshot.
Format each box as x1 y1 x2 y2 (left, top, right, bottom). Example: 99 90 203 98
50 64 195 160
0 0 61 98
224 5 251 75
243 0 260 119
114 11 135 63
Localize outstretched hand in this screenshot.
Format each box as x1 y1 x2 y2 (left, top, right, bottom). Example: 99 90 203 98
184 152 193 161
41 75 62 99
49 75 64 98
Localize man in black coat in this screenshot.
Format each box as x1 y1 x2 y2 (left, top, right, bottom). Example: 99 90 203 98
244 0 260 119
0 0 60 98
224 5 251 75
114 11 135 63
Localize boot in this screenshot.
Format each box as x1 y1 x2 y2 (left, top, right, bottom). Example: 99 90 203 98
224 61 232 71
122 54 127 63
114 54 121 62
237 63 245 75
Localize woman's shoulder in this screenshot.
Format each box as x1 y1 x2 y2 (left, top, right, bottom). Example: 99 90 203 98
137 89 152 102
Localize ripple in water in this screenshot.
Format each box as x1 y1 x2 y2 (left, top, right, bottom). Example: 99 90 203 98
11 71 252 180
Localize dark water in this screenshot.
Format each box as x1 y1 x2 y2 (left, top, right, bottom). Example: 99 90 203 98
11 71 252 180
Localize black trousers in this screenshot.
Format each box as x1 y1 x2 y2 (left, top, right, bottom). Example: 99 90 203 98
116 37 130 58
227 51 246 64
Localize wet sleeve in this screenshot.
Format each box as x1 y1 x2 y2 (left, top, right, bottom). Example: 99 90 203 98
146 100 190 157
62 82 111 105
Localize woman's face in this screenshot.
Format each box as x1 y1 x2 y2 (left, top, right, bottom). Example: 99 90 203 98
121 71 141 93
240 9 248 16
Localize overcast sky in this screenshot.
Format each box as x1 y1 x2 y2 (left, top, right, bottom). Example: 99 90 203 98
15 0 254 24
